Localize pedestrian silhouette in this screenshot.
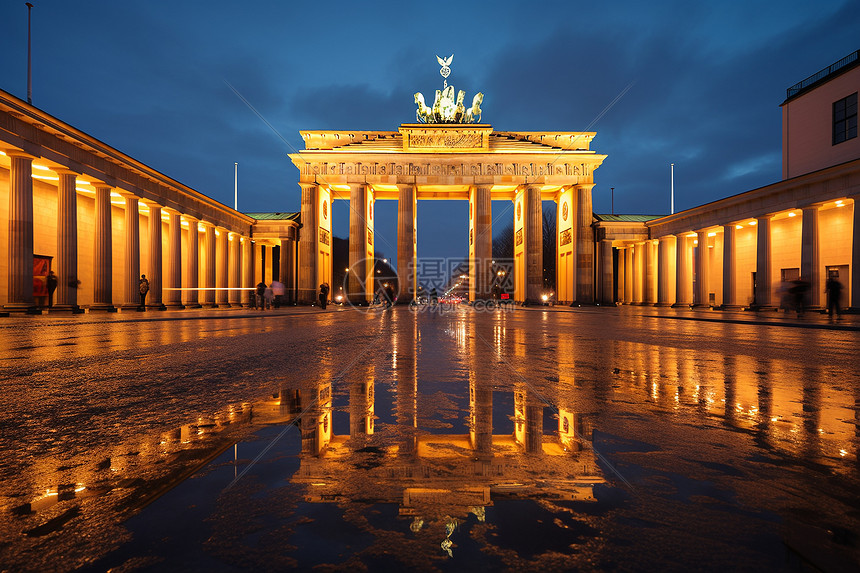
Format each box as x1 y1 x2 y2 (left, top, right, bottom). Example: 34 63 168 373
255 281 266 310
825 275 843 320
319 283 329 310
46 271 58 308
139 275 150 311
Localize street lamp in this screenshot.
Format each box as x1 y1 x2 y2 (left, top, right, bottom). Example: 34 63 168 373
610 187 615 215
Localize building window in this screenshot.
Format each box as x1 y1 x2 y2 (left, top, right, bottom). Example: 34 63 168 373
833 92 857 145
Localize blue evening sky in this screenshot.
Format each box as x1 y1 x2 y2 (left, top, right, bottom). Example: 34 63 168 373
1 1 857 262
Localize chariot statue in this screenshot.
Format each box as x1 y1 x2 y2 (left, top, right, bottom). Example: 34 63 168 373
414 54 484 124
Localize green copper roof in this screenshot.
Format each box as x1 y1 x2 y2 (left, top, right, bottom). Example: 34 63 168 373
594 214 663 222
245 212 300 221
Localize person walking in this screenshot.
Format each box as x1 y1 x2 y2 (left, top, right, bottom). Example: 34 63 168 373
271 279 285 308
319 283 330 310
255 281 267 310
139 275 150 311
264 284 274 310
825 276 843 320
46 271 58 308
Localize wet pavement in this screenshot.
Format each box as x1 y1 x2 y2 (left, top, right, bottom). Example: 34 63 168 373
1 304 859 571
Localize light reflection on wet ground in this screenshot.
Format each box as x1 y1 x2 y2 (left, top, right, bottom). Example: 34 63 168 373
1 306 859 571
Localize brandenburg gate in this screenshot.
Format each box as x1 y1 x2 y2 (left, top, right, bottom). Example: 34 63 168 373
289 66 606 305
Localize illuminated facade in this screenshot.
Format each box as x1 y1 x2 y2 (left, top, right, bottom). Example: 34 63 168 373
0 88 298 313
289 125 606 305
601 51 860 310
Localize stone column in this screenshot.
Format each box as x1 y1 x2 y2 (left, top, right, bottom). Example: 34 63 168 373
147 205 166 310
280 238 294 304
92 184 116 311
349 184 370 304
800 206 821 308
616 246 625 303
123 195 141 310
397 184 416 303
693 230 710 307
242 238 253 307
184 217 201 308
754 216 773 308
672 234 690 307
473 185 492 300
525 185 543 303
217 228 229 306
54 169 81 311
575 184 595 303
599 239 614 305
229 234 242 307
4 152 36 311
850 196 860 311
298 182 318 304
633 242 644 304
721 224 738 308
624 246 633 303
645 241 656 304
657 236 672 306
165 210 184 308
203 223 217 307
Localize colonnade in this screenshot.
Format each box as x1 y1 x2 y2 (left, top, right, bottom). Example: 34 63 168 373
610 198 859 310
296 181 597 306
2 148 292 312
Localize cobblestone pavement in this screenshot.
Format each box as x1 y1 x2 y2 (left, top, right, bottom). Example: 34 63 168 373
1 304 858 571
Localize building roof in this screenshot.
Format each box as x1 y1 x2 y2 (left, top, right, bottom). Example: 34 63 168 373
245 212 300 221
594 214 663 223
784 48 860 102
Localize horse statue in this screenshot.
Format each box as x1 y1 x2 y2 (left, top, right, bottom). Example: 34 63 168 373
454 90 466 123
438 85 457 122
431 89 442 122
414 92 433 123
465 92 483 123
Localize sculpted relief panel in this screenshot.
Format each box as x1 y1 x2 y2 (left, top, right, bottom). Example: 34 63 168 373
304 160 592 180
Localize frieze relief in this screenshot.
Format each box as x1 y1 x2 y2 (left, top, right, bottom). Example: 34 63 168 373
303 161 590 178
559 229 572 247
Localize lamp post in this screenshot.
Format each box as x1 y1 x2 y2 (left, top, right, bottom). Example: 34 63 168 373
26 2 33 104
610 187 615 215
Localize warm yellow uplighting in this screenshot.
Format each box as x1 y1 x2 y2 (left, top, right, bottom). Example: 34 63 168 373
32 174 59 181
110 191 123 198
835 200 845 207
686 233 697 238
788 212 796 217
749 220 757 225
32 163 51 171
0 150 6 156
215 229 221 237
735 224 743 229
198 223 207 232
76 187 93 193
707 232 716 237
693 240 699 245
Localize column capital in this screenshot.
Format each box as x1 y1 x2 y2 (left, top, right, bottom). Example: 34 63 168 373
574 183 596 191
2 148 37 160
52 167 80 177
90 181 113 191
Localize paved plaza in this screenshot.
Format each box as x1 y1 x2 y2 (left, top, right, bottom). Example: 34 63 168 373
1 306 859 571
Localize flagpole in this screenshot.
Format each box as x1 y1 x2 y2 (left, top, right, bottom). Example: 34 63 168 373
26 2 33 104
670 163 674 215
234 162 238 211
